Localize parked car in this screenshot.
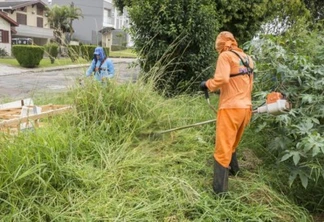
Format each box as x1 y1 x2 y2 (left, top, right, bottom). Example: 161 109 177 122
12 38 33 45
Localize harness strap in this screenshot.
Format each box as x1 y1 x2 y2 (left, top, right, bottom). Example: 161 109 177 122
229 50 253 78
230 72 250 78
93 57 107 72
99 57 107 69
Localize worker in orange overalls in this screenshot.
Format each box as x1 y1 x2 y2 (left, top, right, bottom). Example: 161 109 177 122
200 31 254 194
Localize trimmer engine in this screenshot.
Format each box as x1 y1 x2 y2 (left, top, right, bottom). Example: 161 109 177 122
253 92 291 115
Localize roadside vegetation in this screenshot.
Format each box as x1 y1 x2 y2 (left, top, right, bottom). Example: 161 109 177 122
0 75 313 221
0 0 323 221
115 0 318 95
115 0 324 200
1 27 323 219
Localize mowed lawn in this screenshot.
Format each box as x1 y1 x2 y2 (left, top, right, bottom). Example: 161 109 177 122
0 57 88 68
109 48 137 58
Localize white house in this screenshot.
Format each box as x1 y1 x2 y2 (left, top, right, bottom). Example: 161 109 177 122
0 11 18 56
0 0 54 46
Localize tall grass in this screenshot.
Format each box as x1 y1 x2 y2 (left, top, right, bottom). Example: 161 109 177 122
0 74 313 221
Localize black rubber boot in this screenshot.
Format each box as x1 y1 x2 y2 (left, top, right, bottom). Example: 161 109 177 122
229 152 240 176
213 159 229 194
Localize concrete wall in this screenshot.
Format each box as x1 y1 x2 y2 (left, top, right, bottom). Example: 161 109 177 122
52 0 104 45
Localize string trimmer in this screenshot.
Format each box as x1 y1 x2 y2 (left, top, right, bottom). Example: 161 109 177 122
155 90 291 135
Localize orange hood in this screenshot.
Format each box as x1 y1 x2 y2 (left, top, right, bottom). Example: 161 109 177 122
215 31 242 53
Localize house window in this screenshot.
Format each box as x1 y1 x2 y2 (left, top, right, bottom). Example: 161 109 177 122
104 8 112 24
107 9 112 17
17 13 27 25
0 30 9 43
116 18 120 29
37 17 43 27
37 7 43 16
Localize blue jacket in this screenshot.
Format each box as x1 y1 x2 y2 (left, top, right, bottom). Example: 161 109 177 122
85 47 115 81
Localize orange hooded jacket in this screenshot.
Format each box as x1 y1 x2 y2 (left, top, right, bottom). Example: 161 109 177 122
206 31 254 109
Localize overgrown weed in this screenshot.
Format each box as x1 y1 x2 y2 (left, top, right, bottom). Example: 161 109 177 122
0 73 312 221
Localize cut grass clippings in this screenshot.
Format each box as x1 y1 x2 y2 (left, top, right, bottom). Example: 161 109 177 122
0 75 313 221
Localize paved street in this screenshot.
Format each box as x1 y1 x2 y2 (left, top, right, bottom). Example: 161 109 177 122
0 58 140 101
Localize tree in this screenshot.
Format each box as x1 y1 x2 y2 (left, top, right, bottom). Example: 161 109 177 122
303 0 324 21
259 0 311 35
46 3 83 44
214 0 271 44
114 0 313 95
118 0 219 95
66 2 83 41
248 28 324 194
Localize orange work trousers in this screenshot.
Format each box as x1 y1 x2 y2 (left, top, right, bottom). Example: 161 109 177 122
214 108 252 168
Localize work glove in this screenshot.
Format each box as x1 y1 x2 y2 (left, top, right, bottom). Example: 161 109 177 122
200 81 208 91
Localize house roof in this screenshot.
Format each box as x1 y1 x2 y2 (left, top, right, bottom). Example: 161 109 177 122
11 26 17 34
0 11 18 26
99 26 115 33
0 0 47 10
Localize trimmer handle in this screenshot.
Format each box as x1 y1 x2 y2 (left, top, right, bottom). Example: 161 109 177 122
203 89 217 113
204 89 209 100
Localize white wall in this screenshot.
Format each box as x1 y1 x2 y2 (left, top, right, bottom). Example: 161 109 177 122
0 18 12 56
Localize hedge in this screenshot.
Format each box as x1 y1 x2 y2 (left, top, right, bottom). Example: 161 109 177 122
12 45 44 68
44 43 59 64
81 45 97 61
81 45 110 61
67 45 80 62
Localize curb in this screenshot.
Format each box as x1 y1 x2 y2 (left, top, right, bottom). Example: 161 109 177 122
26 64 89 73
0 64 88 76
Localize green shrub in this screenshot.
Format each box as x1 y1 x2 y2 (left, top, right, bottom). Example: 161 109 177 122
44 43 59 64
12 45 44 68
114 0 310 95
67 45 80 62
249 33 324 190
80 45 110 61
124 0 219 96
80 45 96 61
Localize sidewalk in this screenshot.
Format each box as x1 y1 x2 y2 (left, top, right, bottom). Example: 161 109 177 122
0 58 137 76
